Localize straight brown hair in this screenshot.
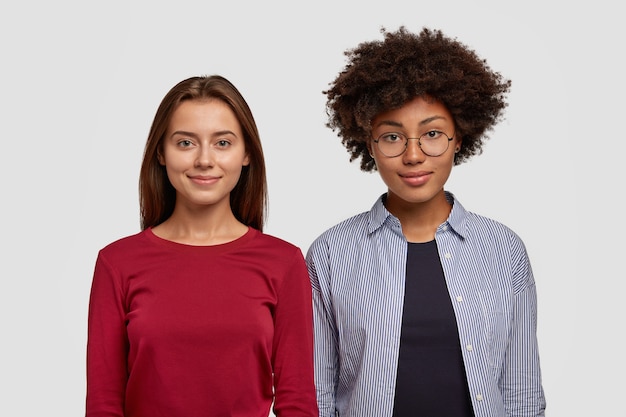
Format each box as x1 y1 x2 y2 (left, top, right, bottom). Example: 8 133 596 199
138 75 267 231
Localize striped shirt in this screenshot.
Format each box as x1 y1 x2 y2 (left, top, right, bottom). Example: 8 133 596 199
306 192 546 417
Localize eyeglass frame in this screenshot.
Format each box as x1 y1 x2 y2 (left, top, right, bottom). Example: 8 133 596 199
371 130 456 158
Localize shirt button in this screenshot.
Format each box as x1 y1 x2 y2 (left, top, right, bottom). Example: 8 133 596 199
444 253 452 259
456 296 463 302
476 394 483 401
466 344 473 351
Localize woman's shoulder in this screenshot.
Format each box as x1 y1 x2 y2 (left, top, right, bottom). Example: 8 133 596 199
243 230 309 273
306 211 372 257
449 193 523 241
458 210 530 257
98 229 150 256
466 210 521 237
251 229 303 255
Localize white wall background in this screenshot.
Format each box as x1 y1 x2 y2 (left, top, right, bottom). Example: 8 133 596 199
1 0 622 415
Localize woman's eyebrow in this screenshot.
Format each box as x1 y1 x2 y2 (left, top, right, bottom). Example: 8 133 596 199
373 120 403 129
419 115 448 126
373 115 448 129
169 130 237 138
170 130 198 138
212 130 238 137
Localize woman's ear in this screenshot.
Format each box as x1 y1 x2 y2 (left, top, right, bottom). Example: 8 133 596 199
157 149 165 165
454 135 462 153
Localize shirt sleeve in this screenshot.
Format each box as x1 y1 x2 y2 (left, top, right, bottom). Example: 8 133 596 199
85 252 128 417
501 240 547 416
306 239 339 417
271 248 319 417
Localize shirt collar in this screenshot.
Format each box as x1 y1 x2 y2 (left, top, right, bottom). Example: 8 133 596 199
366 191 470 240
442 191 469 240
366 193 393 235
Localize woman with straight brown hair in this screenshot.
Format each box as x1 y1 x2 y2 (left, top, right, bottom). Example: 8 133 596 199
86 75 317 417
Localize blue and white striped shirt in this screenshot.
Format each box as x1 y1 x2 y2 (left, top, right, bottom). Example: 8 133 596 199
306 192 546 417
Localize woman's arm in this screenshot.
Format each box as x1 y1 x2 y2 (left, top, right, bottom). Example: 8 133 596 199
272 249 318 417
501 241 546 417
307 240 339 417
85 253 128 417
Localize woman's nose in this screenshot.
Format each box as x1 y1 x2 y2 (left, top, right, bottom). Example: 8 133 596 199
194 146 214 168
403 138 426 164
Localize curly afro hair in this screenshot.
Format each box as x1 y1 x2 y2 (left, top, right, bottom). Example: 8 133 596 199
324 26 512 171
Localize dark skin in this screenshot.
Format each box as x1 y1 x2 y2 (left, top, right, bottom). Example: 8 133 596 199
368 95 460 242
324 26 511 172
324 27 510 242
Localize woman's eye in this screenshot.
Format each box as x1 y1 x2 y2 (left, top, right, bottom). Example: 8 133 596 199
382 133 404 143
215 139 231 148
177 139 193 147
424 130 443 139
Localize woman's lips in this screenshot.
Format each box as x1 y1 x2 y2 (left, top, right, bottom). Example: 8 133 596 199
400 171 432 186
189 175 219 185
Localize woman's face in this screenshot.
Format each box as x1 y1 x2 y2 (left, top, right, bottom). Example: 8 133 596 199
370 96 460 210
159 99 249 210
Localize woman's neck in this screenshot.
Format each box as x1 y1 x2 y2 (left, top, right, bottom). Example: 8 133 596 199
152 203 248 246
384 190 452 243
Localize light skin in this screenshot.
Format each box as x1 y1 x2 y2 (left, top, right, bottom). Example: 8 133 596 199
369 95 461 243
153 98 250 246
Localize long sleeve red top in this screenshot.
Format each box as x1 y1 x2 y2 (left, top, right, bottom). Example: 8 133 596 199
86 227 317 417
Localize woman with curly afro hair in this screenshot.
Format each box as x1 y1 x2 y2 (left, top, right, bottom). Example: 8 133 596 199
306 27 546 417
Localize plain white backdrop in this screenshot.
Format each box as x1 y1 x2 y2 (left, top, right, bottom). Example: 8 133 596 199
1 0 623 415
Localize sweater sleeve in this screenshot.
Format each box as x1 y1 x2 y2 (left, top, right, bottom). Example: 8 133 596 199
271 248 318 417
85 252 128 417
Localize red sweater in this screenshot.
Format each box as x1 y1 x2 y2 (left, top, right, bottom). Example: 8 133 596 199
86 228 317 417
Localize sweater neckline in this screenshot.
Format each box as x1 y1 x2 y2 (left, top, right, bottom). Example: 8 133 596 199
143 226 258 255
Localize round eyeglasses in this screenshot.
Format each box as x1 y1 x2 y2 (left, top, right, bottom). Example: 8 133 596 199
373 130 455 157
